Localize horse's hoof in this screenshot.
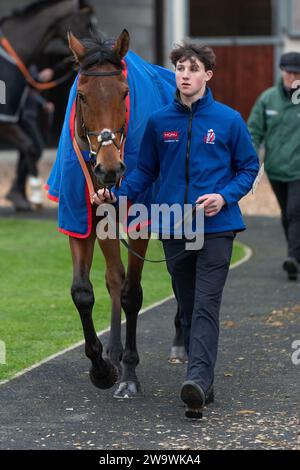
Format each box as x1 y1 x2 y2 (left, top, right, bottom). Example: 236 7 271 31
168 346 188 364
185 407 203 419
89 359 118 390
113 381 143 399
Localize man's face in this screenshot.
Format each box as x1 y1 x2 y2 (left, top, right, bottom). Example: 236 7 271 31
175 57 213 99
281 70 300 89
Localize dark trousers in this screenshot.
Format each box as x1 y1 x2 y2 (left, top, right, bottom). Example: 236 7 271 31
16 111 44 192
269 179 300 261
163 234 234 392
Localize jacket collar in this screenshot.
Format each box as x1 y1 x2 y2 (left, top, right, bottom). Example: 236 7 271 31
278 79 296 100
174 86 214 113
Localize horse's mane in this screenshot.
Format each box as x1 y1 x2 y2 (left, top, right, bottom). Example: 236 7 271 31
79 30 124 71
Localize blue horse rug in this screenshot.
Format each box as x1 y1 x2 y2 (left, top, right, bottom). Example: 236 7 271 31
46 50 176 238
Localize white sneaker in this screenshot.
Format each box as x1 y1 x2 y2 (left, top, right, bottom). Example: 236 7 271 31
28 176 43 206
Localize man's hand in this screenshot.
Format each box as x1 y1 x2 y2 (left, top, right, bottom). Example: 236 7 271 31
92 188 117 205
38 68 54 83
44 101 55 114
196 193 226 217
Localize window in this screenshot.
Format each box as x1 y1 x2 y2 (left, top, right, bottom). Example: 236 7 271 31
189 0 272 37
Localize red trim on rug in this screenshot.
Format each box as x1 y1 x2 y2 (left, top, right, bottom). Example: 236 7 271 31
44 183 59 202
122 59 130 133
47 193 59 203
69 99 76 140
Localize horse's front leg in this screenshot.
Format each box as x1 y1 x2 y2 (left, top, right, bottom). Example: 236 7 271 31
69 234 118 389
114 237 149 399
98 237 125 375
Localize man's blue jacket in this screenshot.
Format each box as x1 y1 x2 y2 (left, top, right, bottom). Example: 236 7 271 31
116 87 259 234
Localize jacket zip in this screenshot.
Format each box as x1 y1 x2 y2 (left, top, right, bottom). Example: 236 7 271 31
184 110 193 204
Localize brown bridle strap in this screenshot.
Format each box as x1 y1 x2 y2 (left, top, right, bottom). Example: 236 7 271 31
0 35 63 90
72 136 96 204
115 134 126 189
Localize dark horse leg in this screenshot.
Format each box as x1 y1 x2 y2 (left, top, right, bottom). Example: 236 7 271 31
114 237 149 398
0 123 39 177
98 237 125 375
69 233 118 389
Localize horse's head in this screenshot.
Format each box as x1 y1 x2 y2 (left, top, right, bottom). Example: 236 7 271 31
68 30 129 189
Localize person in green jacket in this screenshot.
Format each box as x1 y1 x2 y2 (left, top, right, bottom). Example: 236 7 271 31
248 51 300 280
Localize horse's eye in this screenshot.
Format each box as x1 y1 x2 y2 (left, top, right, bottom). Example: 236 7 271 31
123 90 129 100
78 93 86 103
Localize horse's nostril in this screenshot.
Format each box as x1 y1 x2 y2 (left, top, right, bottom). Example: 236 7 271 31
93 164 104 179
93 163 126 185
104 170 118 182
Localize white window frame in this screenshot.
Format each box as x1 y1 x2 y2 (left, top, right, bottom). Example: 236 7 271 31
287 0 300 37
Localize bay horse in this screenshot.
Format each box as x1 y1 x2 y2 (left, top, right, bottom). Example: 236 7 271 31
61 30 186 398
0 0 96 198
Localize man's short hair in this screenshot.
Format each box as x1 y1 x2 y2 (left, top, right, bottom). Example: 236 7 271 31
170 43 216 71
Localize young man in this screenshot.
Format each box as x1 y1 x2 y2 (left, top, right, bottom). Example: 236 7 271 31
248 51 300 281
95 43 259 418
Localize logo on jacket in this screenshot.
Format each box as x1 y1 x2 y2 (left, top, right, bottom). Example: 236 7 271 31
204 129 216 144
163 131 179 142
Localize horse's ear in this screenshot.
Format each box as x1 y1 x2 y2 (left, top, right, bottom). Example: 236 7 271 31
68 31 87 63
113 29 130 58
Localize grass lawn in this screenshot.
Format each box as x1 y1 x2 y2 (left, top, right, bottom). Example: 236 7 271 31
0 219 246 381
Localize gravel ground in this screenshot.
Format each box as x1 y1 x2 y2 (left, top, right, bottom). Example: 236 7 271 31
0 216 299 450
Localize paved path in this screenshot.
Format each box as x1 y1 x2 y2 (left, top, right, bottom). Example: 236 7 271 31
0 216 299 450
